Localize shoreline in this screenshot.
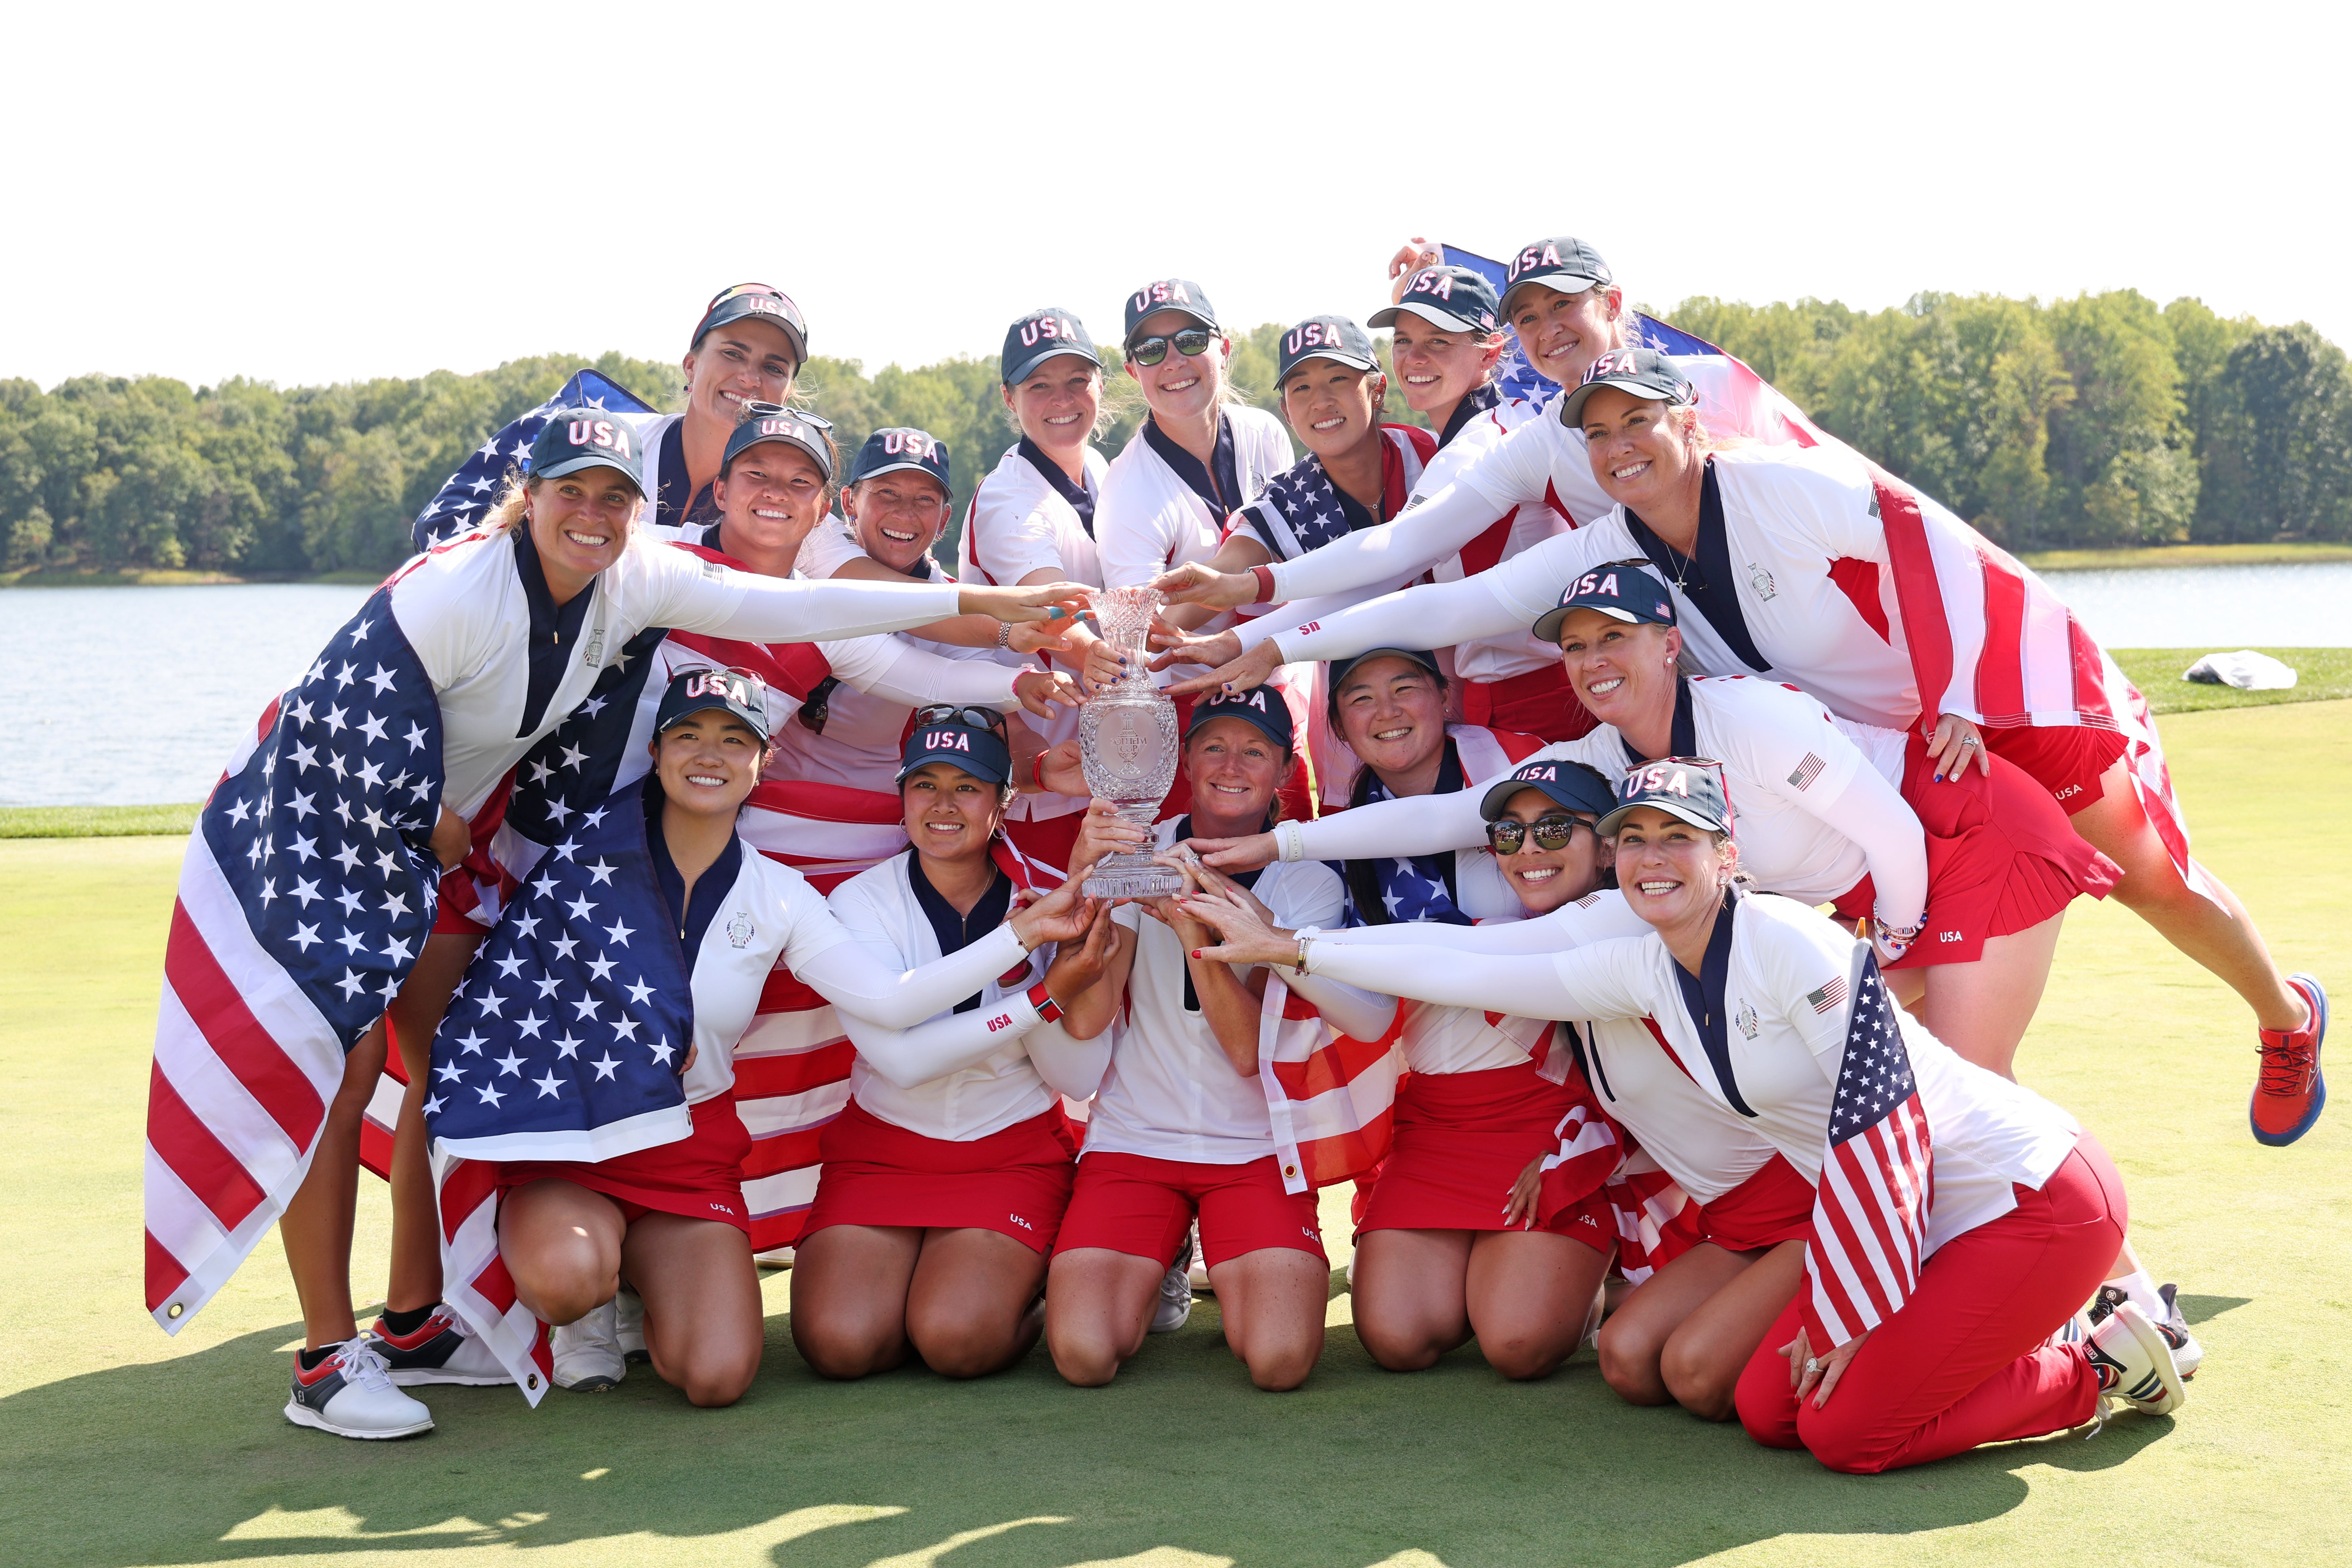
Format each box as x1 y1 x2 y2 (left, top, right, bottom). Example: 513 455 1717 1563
5 541 2351 588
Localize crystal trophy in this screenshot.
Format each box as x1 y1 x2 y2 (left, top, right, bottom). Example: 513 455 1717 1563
1079 586 1185 898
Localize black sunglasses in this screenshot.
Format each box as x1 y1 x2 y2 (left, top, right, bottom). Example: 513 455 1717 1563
913 704 1007 736
1127 327 1215 367
1485 815 1590 856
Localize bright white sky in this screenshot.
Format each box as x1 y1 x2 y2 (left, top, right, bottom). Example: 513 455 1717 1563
13 2 2345 392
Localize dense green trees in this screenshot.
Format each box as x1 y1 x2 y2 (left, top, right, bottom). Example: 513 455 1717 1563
5 293 2346 576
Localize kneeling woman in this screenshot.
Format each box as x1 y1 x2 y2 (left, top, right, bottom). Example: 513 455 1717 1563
1047 690 1397 1391
792 713 1122 1378
482 672 1096 1406
1207 763 2188 1472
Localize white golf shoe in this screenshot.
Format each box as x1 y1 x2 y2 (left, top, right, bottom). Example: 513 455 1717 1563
284 1336 434 1440
551 1299 626 1392
615 1287 649 1365
1151 1231 1194 1334
2082 1300 2187 1417
368 1304 512 1387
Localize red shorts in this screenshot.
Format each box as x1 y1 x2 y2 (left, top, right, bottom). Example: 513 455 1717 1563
1691 1153 1816 1253
430 778 514 936
802 1098 1079 1254
1981 723 2129 816
1361 1059 1609 1252
1458 662 1599 743
1054 1152 1326 1270
497 1096 752 1233
1833 733 2118 967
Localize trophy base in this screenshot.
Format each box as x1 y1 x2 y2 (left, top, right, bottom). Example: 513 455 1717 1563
1083 856 1187 899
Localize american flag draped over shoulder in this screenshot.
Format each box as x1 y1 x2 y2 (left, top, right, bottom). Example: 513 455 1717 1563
1232 427 1435 560
146 590 446 1330
1804 951 1934 1347
1444 243 2214 907
1536 1033 1702 1286
410 369 657 551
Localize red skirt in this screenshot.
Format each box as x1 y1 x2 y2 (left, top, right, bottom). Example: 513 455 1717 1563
1360 1059 1607 1250
1458 661 1600 743
1981 722 2129 816
497 1095 752 1233
1834 733 2118 967
1692 1153 1815 1253
802 1097 1079 1253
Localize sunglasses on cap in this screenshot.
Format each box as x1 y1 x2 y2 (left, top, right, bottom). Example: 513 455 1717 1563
1127 327 1216 367
737 400 833 431
912 704 1007 736
1485 815 1592 856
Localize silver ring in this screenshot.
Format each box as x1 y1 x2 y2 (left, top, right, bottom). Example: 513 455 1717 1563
1804 1357 1820 1376
1960 736 1978 746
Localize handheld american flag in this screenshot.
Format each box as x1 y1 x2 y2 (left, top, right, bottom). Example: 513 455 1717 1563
1804 950 1935 1347
411 369 657 552
146 590 446 1330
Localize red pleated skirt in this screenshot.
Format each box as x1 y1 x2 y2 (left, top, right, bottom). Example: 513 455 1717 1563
802 1097 1079 1253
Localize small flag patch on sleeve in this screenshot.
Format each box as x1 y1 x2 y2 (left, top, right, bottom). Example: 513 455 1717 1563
1788 754 1826 790
1807 976 1847 1014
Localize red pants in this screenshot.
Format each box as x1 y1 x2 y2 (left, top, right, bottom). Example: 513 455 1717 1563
1734 1133 2122 1474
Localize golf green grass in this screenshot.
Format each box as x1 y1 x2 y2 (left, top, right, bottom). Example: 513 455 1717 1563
2 703 2346 1568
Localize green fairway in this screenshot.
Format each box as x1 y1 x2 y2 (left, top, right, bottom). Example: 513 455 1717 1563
2 704 2347 1568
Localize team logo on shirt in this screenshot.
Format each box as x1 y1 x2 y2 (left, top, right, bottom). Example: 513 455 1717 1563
1748 562 1777 601
1736 1001 1759 1040
726 910 754 948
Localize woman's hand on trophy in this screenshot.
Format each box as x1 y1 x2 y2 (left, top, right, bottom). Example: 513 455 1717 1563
1011 668 1082 718
1188 856 1278 927
1071 798 1151 873
1176 880 1295 968
1148 627 1240 673
1150 561 1260 611
1160 639 1284 697
1064 624 1128 692
1009 874 1100 951
1186 830 1279 873
961 581 1091 623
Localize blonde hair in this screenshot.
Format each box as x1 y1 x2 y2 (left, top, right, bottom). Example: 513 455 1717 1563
478 471 535 536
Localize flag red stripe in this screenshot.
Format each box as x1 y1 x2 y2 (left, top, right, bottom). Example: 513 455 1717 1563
147 1061 270 1229
1839 1134 1914 1302
755 969 828 1014
749 1212 811 1251
1871 476 1956 727
144 1229 190 1313
741 1125 829 1178
1818 1163 1898 1323
1268 1027 1399 1099
731 1040 855 1099
1458 509 1518 576
438 1157 500 1245
1975 557 2028 725
468 1251 520 1317
164 902 326 1145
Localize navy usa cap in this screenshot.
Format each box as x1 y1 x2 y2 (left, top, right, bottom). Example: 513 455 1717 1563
1370 265 1502 335
655 666 769 739
1187 685 1295 753
848 427 952 494
1556 346 1699 430
528 410 645 495
1531 560 1677 643
898 715 1013 786
1479 757 1619 821
1500 236 1613 316
1596 756 1733 838
1002 308 1101 387
1123 278 1218 346
691 282 808 363
1275 315 1380 387
721 403 835 482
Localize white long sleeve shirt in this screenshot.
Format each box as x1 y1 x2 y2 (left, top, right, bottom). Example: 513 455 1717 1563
1096 407 1293 600
387 525 961 819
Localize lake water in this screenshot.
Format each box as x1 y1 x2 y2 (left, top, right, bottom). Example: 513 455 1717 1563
4 561 2348 807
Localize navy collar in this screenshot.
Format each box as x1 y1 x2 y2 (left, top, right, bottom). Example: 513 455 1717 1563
1437 383 1500 450
643 779 744 959
1143 410 1242 516
1018 435 1097 539
1619 677 1701 768
1175 813 1269 1014
1670 887 1758 1118
656 419 720 535
905 848 1014 1014
1623 459 1770 674
509 526 594 739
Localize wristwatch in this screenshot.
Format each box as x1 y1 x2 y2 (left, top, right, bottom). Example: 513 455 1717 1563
1027 979 1064 1025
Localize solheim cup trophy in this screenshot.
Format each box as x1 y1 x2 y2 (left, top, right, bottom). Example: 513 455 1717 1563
1078 586 1186 899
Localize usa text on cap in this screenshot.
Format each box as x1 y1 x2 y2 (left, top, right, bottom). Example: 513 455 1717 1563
656 666 770 738
691 283 808 364
1479 757 1618 821
1556 346 1698 429
1275 316 1380 387
1188 685 1295 753
1123 278 1218 345
849 427 952 493
1531 561 1677 643
529 410 645 495
1369 266 1501 335
1002 308 1101 387
898 716 1013 786
722 404 835 482
1596 756 1733 838
1499 236 1613 315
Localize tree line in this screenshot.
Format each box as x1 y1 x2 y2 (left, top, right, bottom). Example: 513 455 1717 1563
5 291 2347 577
